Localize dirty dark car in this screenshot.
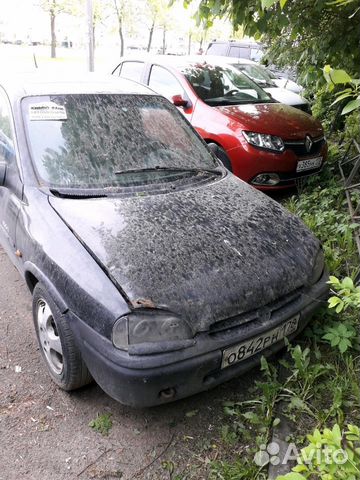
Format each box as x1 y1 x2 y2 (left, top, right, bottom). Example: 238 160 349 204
0 74 328 407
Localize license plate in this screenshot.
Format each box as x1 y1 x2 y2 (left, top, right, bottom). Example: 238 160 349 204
221 315 300 369
296 156 322 172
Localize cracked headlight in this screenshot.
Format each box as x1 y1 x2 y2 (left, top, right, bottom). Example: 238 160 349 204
242 131 285 152
309 249 325 285
112 310 192 350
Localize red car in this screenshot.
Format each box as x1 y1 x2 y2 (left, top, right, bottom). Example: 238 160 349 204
112 57 327 189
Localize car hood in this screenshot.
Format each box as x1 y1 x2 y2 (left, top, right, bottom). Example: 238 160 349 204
49 175 320 332
214 103 322 140
264 87 308 107
273 77 303 94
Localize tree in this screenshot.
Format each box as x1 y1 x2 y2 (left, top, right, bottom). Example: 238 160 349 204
186 0 360 89
112 0 125 56
40 0 75 58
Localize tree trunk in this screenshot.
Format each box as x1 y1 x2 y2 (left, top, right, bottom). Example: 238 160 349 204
118 21 124 56
147 19 155 53
188 32 192 55
50 7 56 58
113 0 124 58
162 26 166 54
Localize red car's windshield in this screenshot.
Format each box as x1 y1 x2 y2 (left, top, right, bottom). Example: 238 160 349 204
182 64 273 107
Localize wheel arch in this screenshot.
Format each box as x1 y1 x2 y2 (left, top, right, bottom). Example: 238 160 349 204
24 261 68 314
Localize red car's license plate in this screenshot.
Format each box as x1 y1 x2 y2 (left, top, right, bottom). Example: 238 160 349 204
296 156 322 172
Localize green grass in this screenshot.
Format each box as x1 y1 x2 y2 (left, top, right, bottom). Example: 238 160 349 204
208 140 360 480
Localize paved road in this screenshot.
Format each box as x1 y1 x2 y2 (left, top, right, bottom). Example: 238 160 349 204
0 246 256 480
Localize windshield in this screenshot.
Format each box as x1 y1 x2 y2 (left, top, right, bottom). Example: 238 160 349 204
182 64 272 106
233 64 276 88
22 94 218 189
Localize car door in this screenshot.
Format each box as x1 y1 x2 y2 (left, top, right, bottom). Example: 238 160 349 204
147 64 194 123
0 88 23 265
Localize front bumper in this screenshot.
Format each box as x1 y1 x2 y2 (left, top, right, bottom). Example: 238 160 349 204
228 141 328 190
69 271 329 407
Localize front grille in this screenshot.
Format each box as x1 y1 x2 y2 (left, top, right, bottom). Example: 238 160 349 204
284 136 325 157
209 288 303 335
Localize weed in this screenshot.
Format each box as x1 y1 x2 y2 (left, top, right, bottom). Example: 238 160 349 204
89 412 113 436
276 424 360 480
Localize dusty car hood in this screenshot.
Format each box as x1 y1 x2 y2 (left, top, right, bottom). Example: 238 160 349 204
49 175 320 332
215 103 323 140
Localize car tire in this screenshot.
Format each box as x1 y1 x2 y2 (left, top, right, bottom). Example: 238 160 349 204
32 283 92 391
207 143 233 172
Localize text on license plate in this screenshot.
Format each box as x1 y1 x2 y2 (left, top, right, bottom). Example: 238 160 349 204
296 156 322 172
221 315 300 369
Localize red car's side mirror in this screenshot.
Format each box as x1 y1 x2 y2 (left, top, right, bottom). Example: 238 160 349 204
172 94 189 108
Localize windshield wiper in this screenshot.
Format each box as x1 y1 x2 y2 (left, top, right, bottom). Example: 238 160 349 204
50 188 108 199
114 166 220 175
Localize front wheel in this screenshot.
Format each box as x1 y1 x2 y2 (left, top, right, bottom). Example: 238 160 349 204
32 283 92 391
207 143 233 172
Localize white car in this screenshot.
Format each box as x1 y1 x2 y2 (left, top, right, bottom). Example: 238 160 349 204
205 56 310 114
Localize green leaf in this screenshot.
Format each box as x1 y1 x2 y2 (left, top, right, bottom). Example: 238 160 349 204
276 473 307 480
329 276 340 285
338 338 351 353
330 92 354 106
342 277 354 290
273 417 281 427
328 296 341 308
261 0 278 8
292 464 309 473
330 69 353 84
342 98 360 115
335 303 344 313
280 0 288 8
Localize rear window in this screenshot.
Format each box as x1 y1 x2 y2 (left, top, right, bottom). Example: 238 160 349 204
119 61 144 83
206 43 228 56
229 46 251 59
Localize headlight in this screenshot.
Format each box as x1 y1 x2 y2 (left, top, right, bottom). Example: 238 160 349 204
309 249 325 285
242 131 285 152
112 310 192 350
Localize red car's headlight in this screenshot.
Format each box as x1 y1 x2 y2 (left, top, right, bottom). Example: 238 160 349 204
242 131 285 152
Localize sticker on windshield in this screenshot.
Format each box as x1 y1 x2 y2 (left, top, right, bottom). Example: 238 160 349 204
29 102 67 121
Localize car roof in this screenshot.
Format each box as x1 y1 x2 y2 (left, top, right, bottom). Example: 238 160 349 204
203 55 256 66
115 54 256 72
0 72 154 104
116 54 203 67
207 40 262 47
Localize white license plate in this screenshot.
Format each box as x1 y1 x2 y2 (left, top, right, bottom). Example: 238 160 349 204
296 156 322 172
221 315 300 369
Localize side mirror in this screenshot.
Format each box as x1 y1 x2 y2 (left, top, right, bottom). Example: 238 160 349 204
172 94 189 108
0 161 7 186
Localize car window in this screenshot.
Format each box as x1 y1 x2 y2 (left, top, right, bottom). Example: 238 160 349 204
182 64 272 106
229 46 251 59
250 48 263 62
22 94 218 189
206 43 228 56
235 64 276 87
119 61 144 83
0 91 15 164
148 65 185 100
